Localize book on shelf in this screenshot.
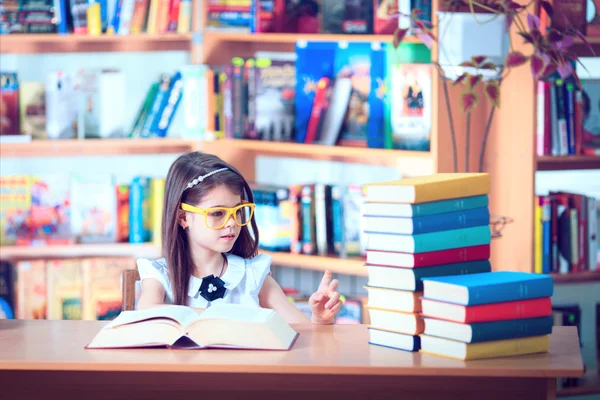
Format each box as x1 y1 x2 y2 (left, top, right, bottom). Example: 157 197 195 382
86 303 299 350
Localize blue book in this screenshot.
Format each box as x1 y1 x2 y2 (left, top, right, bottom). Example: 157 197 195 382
367 259 491 291
363 195 489 218
423 316 554 343
129 177 150 243
366 225 491 253
364 207 490 235
422 271 554 306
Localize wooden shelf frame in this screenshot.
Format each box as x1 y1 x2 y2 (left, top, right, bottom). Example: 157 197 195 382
202 139 435 179
550 271 600 284
203 32 420 44
0 138 199 157
0 34 193 54
0 244 366 276
537 156 600 171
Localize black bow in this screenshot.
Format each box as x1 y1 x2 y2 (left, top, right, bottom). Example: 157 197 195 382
199 275 226 302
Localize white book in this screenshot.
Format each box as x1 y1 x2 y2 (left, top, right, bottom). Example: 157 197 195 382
86 304 298 350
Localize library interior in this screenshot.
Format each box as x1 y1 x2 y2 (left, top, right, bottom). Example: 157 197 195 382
0 0 599 398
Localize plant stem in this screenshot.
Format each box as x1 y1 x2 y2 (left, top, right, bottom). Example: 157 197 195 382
465 112 471 172
441 73 458 172
479 105 496 172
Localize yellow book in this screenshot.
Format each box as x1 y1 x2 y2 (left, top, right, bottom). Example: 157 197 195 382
150 178 165 247
86 3 102 36
534 197 543 274
365 173 489 204
16 260 47 320
419 334 550 361
46 259 83 320
145 0 159 34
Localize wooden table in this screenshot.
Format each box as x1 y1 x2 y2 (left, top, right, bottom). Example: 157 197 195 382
0 321 583 400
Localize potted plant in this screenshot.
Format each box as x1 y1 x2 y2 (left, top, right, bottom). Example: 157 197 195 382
392 0 594 172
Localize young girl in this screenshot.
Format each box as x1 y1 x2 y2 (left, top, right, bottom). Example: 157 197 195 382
136 152 343 324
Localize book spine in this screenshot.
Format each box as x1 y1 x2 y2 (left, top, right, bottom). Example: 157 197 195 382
129 177 150 243
414 174 490 204
467 276 554 306
155 72 183 137
301 185 316 255
463 297 553 323
470 316 553 343
413 259 491 291
412 207 490 234
413 225 491 253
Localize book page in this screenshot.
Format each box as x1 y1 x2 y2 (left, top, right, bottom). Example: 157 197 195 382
196 304 274 324
105 305 200 329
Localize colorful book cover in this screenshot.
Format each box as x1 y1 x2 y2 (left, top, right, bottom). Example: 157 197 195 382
295 41 337 143
0 71 20 136
129 176 151 243
82 257 134 320
150 178 165 246
16 260 47 320
0 262 15 319
116 184 130 242
254 52 296 142
140 74 171 138
18 81 47 139
155 71 183 137
46 259 83 320
70 174 117 243
0 175 32 246
29 174 71 244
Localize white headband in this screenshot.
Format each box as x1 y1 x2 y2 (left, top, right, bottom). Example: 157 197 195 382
185 167 229 190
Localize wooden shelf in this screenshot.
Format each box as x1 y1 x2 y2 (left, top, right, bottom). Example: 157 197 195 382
264 251 366 276
558 369 600 397
550 270 600 284
0 138 199 157
0 33 193 54
0 243 161 261
536 156 600 171
201 31 420 64
202 139 434 176
0 244 366 276
574 36 600 56
203 32 416 44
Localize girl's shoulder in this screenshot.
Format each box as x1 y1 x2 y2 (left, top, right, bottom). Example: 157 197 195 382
136 257 170 288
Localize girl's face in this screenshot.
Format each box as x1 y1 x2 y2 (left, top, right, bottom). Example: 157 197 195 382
184 185 243 254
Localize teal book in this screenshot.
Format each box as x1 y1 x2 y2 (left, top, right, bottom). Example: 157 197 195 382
362 195 489 218
365 225 491 253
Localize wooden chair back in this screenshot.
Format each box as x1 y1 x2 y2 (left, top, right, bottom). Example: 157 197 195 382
122 269 140 311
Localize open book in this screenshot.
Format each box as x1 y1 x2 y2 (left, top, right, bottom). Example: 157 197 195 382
86 304 299 350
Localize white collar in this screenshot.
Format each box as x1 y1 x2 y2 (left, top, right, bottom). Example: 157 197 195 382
186 253 246 298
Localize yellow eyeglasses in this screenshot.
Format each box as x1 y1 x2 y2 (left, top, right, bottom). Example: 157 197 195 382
181 202 255 230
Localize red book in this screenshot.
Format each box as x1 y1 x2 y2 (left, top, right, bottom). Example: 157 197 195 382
421 297 552 323
366 245 490 268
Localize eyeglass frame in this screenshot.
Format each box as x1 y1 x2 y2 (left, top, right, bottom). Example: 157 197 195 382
180 201 256 230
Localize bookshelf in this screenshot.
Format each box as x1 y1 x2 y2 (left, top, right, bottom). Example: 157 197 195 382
537 156 600 171
0 34 194 54
0 138 199 157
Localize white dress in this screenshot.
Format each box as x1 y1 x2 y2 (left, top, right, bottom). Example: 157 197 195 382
136 253 272 308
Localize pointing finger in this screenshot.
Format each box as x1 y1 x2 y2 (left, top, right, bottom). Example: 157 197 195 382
319 270 332 292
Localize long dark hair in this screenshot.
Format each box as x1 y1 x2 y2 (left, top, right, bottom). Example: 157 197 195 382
162 152 259 305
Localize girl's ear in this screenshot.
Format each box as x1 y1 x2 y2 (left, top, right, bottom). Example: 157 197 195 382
178 209 188 229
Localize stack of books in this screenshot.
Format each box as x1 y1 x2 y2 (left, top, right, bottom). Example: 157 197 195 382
419 271 555 360
363 173 493 352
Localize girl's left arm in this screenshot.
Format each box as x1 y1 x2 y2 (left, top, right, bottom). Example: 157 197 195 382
258 274 311 324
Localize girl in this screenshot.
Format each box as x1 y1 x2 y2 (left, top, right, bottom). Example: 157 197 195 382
136 152 343 324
